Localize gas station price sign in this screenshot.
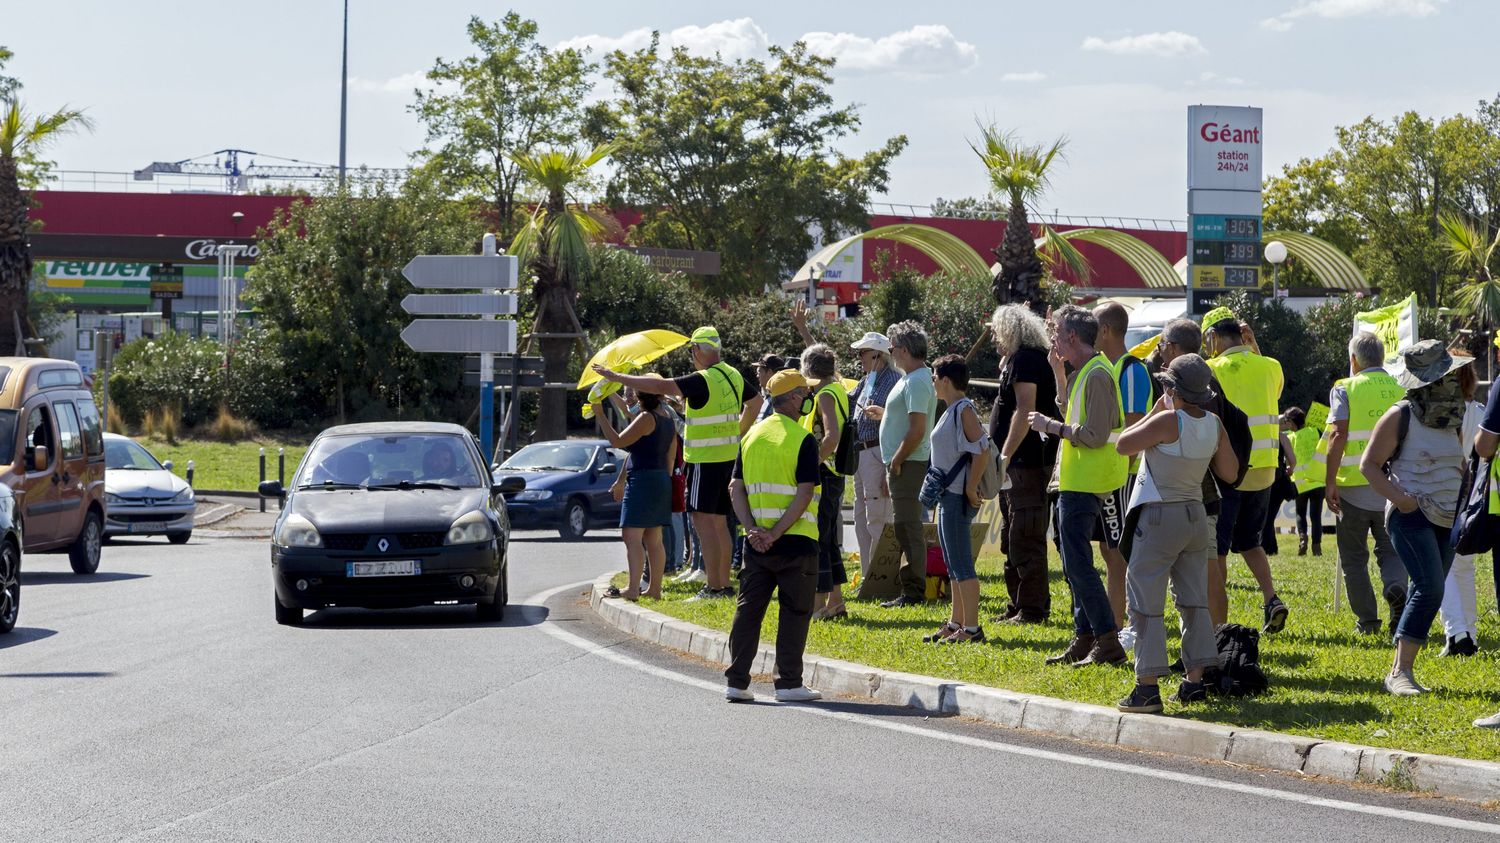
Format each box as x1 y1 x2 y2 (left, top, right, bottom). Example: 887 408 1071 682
1187 105 1264 306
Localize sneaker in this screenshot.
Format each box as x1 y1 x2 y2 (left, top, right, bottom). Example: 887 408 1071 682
1170 679 1208 704
880 595 921 608
640 577 650 594
1474 711 1500 729
942 626 987 644
1117 625 1137 652
725 686 754 703
1383 669 1424 697
687 587 717 602
774 686 823 703
923 622 960 643
683 568 707 584
1117 685 1164 714
1262 596 1289 635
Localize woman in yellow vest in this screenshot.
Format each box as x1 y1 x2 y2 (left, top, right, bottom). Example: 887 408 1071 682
1284 407 1324 556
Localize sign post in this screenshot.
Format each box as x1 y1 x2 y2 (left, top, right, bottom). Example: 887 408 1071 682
400 237 518 461
1187 105 1264 316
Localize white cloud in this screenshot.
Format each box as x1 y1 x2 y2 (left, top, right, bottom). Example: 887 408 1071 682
1080 31 1207 58
1262 0 1444 31
559 18 769 61
800 25 978 75
349 71 428 95
1001 71 1047 83
1189 71 1247 87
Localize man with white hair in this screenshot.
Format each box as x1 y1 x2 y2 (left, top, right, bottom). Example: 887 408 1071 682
847 330 901 575
1320 331 1407 635
595 326 763 601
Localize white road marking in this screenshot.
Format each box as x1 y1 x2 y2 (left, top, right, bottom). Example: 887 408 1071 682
529 580 1500 836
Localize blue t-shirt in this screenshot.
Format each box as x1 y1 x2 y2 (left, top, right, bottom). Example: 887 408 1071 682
1118 355 1151 418
1482 378 1500 437
879 366 938 464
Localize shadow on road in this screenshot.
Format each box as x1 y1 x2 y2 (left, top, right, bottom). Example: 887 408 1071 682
510 535 618 544
21 572 150 586
731 699 957 719
0 671 114 679
0 627 57 650
297 603 550 630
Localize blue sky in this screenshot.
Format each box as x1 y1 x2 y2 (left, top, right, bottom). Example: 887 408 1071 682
7 0 1492 219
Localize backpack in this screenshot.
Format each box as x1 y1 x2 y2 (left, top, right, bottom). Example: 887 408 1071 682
975 440 1005 500
1200 623 1269 697
830 383 859 476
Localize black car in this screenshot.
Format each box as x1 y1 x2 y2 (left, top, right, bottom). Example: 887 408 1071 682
259 422 524 626
0 485 21 634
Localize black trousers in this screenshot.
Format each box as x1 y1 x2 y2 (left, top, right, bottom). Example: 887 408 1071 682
1295 490 1324 545
725 547 817 690
1001 466 1051 621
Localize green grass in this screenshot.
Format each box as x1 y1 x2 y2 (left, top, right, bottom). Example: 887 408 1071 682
619 544 1500 762
136 435 310 492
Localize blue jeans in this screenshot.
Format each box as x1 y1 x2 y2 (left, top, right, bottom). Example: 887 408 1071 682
1386 508 1454 644
1058 491 1117 637
937 491 978 582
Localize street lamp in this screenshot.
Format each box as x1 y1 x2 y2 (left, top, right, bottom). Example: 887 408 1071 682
1265 240 1288 300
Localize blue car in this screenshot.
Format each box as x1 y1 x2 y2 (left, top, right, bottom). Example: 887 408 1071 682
492 440 626 539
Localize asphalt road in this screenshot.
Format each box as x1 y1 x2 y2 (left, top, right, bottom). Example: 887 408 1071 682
4 529 1499 841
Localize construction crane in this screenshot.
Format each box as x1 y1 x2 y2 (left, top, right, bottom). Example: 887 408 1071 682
133 148 408 193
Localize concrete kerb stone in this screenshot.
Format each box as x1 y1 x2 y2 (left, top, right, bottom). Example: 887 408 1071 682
586 578 1500 804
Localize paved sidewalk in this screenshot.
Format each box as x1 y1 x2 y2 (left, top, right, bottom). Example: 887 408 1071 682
195 505 278 540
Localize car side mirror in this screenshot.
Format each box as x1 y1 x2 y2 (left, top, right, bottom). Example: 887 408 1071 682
27 445 48 473
493 475 526 495
162 460 175 471
258 479 285 499
598 462 618 475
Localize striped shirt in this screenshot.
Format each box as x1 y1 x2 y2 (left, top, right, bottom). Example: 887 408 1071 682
853 365 900 442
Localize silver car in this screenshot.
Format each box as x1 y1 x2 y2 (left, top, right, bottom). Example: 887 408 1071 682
102 433 195 544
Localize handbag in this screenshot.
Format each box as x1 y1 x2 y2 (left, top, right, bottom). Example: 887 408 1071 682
832 386 860 477
1451 454 1498 555
918 403 970 509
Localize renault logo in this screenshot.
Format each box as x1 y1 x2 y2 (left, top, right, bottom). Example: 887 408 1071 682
377 538 390 553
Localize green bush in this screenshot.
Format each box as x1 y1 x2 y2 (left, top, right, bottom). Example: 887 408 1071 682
107 332 224 427
226 328 297 429
574 246 711 337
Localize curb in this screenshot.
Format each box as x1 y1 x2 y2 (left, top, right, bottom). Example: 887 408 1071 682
192 503 242 528
587 572 1500 805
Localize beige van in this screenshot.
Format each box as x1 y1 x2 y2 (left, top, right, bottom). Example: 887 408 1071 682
0 358 106 573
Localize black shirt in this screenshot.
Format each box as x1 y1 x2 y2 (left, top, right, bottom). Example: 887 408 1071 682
733 425 820 557
674 364 760 411
989 346 1059 470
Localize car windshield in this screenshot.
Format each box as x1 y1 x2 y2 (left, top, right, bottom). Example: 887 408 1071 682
0 410 14 465
297 433 484 489
105 438 164 470
500 442 596 472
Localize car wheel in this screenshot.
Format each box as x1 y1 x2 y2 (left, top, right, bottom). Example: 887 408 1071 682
167 531 192 545
559 499 589 540
68 511 103 575
274 594 304 626
0 539 19 634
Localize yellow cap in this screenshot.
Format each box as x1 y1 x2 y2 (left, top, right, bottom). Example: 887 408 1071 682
1200 306 1236 333
766 369 808 398
689 326 721 348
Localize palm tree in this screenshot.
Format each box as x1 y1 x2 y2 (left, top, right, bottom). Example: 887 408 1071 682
1439 211 1500 378
508 142 618 441
971 126 1066 313
0 100 93 355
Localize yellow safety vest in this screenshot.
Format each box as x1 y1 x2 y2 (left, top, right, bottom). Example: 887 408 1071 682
1058 354 1127 494
740 413 820 541
1207 349 1283 472
800 381 850 475
1489 458 1499 516
683 362 745 464
1312 370 1405 488
1291 426 1323 494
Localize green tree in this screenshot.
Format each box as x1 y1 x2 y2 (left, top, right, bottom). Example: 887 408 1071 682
508 143 618 441
573 245 709 337
245 174 481 423
1438 211 1500 342
0 99 93 355
0 46 19 101
411 13 591 239
584 38 906 295
972 126 1066 312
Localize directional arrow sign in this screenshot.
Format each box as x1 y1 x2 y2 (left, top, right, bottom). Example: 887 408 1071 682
464 355 545 374
401 319 517 354
401 293 518 316
401 255 519 290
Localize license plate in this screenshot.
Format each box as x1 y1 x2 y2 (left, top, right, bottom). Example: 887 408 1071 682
130 521 168 533
347 560 421 577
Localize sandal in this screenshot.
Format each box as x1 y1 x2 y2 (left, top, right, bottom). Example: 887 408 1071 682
603 586 639 601
923 622 960 643
821 606 849 620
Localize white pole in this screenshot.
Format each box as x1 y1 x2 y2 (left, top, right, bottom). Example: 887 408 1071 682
479 233 497 461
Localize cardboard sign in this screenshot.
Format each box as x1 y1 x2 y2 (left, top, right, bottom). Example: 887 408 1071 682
855 518 993 601
1306 402 1330 433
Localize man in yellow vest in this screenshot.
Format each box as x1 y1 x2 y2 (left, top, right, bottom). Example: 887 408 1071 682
1030 305 1128 668
1321 331 1409 634
1093 302 1151 634
724 370 824 703
594 326 763 601
1204 315 1288 633
1284 407 1324 556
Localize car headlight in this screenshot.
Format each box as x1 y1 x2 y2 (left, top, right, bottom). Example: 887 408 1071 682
445 510 495 545
171 487 194 503
105 493 123 505
274 514 322 548
513 490 552 501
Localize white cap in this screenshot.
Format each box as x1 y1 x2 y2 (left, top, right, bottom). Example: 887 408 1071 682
850 331 892 353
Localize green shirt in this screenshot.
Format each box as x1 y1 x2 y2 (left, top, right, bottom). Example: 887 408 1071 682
879 366 937 464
